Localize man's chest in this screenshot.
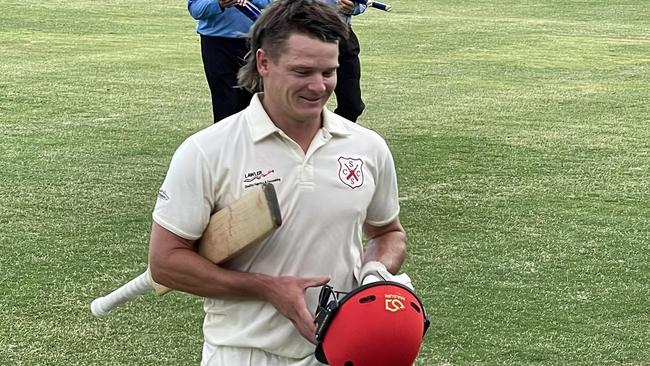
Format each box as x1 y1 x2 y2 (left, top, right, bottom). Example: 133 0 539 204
225 145 377 219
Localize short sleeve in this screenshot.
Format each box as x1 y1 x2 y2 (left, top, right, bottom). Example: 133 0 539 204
365 143 400 226
152 137 214 240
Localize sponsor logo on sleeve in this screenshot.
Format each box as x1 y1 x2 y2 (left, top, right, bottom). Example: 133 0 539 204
157 189 170 201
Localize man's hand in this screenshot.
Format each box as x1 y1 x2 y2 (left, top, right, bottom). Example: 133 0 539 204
337 0 355 15
219 0 247 9
262 275 330 344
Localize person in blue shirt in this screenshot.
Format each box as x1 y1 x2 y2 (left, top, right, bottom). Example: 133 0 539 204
327 0 367 122
188 0 272 123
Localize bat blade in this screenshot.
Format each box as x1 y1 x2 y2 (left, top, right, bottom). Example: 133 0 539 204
199 182 282 263
90 183 282 316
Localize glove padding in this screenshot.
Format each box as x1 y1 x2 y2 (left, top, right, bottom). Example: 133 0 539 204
360 261 414 290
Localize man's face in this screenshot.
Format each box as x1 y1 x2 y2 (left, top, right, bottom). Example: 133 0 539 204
257 33 339 125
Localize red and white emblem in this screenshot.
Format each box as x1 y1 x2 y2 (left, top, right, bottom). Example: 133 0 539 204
338 157 364 189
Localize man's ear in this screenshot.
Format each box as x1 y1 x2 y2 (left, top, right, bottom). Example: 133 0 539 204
256 48 270 76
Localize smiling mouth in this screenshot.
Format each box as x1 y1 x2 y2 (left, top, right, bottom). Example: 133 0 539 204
300 96 322 103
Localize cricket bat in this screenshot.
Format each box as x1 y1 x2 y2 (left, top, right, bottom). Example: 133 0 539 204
90 183 282 317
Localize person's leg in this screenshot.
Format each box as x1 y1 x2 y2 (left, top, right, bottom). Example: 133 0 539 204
334 27 365 122
200 35 254 123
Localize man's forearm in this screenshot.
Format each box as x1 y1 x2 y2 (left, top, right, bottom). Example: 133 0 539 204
362 218 406 274
151 250 273 299
148 222 272 300
363 230 406 274
148 223 329 344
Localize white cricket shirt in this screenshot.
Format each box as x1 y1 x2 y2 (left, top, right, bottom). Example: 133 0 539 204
153 94 400 358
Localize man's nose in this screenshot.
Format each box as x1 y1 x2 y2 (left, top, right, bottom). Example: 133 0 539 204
306 74 326 93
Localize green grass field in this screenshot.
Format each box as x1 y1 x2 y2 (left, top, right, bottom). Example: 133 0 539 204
1 0 648 364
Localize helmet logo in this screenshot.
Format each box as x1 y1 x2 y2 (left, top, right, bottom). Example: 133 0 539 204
385 294 406 312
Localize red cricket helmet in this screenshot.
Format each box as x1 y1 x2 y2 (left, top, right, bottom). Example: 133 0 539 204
314 282 430 366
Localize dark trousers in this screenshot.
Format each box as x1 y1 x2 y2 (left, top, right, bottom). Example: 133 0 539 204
335 27 365 122
201 35 254 123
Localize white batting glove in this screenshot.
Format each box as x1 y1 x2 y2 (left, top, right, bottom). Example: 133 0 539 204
360 261 414 290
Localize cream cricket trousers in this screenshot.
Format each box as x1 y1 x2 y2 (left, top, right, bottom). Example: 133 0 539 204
201 343 322 366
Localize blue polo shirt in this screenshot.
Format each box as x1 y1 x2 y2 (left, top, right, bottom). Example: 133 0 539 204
319 0 367 24
188 0 272 38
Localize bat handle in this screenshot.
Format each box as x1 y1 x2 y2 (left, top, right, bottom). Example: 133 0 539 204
236 1 261 21
90 270 153 317
368 1 392 12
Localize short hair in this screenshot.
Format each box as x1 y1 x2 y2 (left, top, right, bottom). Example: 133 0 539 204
237 0 350 93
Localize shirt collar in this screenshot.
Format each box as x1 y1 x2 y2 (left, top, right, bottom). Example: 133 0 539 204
322 107 352 137
246 93 352 143
246 93 281 142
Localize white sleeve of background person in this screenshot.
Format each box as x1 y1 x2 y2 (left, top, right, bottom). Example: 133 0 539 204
364 139 400 226
152 137 215 240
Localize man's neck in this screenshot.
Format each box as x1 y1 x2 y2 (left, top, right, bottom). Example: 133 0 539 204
275 117 322 154
260 94 323 154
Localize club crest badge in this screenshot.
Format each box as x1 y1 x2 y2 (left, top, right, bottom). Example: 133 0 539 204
338 157 364 189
